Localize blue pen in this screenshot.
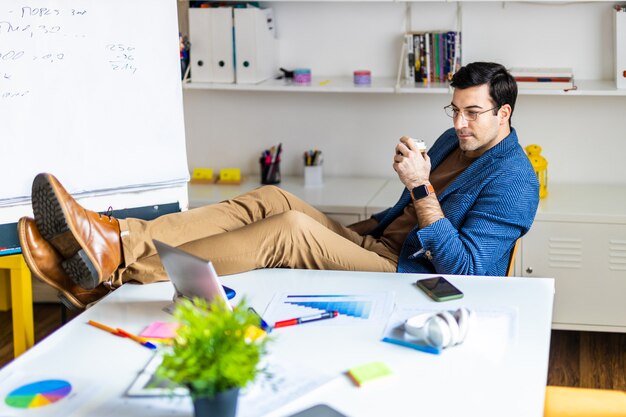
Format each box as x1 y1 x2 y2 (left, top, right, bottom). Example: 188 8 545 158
381 337 442 355
248 307 271 333
116 328 157 350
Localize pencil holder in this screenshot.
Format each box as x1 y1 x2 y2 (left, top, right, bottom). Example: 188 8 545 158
260 157 281 185
304 165 323 187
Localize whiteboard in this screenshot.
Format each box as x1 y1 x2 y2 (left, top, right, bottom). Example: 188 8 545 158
0 0 189 206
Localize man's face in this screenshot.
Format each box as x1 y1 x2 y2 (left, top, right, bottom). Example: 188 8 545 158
449 84 508 158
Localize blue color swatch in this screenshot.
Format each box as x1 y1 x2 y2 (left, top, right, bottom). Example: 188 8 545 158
285 300 372 319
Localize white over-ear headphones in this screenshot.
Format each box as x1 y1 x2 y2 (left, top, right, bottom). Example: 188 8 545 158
404 307 471 349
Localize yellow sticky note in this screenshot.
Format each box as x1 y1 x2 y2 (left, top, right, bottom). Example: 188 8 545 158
347 361 392 387
244 325 267 342
191 168 213 181
219 168 241 182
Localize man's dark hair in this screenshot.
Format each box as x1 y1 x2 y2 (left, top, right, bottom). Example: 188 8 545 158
450 62 517 126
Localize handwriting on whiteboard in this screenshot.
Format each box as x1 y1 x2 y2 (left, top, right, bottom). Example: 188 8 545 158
0 4 138 100
106 43 138 75
0 6 87 38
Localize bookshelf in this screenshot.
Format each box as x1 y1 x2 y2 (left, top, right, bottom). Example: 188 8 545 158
178 1 626 180
180 1 624 97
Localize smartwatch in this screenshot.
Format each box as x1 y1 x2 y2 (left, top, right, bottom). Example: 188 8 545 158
411 183 435 201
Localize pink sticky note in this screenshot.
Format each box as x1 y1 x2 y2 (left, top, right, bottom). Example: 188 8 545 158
139 321 180 339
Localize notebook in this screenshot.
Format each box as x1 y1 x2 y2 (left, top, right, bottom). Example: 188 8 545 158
153 240 235 312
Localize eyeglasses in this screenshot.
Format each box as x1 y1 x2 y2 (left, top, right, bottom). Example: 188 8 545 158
443 105 501 121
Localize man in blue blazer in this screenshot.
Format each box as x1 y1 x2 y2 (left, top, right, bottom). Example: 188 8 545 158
19 62 538 310
362 62 539 276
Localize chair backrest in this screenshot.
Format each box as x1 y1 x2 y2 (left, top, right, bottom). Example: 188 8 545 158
506 239 521 277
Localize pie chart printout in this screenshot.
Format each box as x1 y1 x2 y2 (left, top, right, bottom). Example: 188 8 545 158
5 379 72 409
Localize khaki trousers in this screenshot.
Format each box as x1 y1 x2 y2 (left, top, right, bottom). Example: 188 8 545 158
113 185 398 287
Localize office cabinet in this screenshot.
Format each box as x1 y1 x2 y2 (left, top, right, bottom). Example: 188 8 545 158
521 221 626 331
518 185 626 332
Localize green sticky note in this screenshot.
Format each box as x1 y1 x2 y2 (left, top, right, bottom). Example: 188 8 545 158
347 361 392 387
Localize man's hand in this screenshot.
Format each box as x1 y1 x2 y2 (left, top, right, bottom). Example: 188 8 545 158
393 136 431 189
393 136 443 229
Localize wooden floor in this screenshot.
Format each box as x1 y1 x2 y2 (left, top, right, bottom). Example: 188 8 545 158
1 303 625 390
548 327 626 389
0 303 80 368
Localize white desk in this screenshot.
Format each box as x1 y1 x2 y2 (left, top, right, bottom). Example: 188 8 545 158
0 270 554 417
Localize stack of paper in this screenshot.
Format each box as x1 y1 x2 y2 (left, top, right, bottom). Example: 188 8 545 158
509 67 574 90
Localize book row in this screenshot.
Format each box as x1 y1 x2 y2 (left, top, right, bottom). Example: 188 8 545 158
404 31 461 85
509 67 575 90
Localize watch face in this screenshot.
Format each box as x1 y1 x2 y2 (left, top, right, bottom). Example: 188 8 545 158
412 184 434 200
412 186 425 200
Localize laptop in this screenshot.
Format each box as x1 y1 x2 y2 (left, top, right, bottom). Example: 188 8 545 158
153 240 236 311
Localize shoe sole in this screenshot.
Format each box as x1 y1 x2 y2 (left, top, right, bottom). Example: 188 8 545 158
32 174 100 290
62 250 100 290
32 174 75 252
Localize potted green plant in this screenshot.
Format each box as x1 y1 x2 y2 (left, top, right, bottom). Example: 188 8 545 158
156 297 270 417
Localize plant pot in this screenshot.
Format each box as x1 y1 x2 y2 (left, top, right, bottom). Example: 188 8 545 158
192 387 240 417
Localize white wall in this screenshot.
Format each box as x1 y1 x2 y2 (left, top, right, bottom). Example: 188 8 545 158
182 1 626 185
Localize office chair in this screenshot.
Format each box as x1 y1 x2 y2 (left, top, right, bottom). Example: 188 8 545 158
544 386 626 417
506 239 521 277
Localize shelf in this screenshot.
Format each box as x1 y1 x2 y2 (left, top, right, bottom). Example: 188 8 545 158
395 80 451 94
184 76 397 93
399 79 626 96
183 77 626 96
518 80 626 96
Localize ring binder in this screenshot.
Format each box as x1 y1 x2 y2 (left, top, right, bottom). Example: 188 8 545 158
189 7 235 83
234 7 279 84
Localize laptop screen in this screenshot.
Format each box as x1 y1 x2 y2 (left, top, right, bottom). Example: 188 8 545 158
152 240 234 310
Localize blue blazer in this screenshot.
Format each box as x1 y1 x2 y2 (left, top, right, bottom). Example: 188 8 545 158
370 127 539 276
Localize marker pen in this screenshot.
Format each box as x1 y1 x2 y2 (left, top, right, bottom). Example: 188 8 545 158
273 310 339 329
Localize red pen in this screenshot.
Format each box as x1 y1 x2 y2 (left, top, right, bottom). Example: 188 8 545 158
273 311 339 329
116 328 157 350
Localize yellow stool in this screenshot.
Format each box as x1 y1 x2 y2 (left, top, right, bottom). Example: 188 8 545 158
0 254 34 357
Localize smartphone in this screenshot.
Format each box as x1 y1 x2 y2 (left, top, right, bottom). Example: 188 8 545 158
288 404 348 417
415 276 464 302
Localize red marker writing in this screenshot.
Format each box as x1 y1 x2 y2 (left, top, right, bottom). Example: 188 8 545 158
273 310 339 329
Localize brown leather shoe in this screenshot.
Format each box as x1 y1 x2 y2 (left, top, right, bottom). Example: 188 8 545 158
31 173 122 290
18 217 110 311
